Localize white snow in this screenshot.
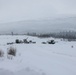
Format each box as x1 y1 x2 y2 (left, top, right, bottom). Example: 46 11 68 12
0 35 76 75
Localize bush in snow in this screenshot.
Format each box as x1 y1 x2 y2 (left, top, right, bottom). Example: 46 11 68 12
29 40 36 44
42 42 47 44
7 42 14 45
7 46 16 56
29 40 32 43
15 39 20 43
71 46 74 48
32 42 36 44
0 50 4 57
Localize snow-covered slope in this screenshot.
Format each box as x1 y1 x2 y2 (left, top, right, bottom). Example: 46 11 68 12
0 17 76 34
0 35 76 75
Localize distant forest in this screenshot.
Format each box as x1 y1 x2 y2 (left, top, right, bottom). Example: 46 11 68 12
0 31 76 41
27 31 76 41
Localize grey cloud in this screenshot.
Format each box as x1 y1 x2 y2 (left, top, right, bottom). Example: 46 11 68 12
0 0 76 23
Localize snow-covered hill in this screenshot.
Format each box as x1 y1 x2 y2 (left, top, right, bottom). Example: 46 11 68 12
0 17 76 34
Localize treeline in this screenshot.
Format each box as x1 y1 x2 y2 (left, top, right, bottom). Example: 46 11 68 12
26 31 76 41
1 31 76 41
51 31 76 40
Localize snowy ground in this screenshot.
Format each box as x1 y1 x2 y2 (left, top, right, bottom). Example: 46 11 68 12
0 35 76 75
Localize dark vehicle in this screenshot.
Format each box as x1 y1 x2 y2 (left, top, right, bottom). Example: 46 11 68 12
47 40 55 44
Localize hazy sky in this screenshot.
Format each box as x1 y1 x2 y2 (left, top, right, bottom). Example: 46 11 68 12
0 0 76 23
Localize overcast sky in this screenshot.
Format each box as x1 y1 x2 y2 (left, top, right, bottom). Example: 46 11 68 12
0 0 76 23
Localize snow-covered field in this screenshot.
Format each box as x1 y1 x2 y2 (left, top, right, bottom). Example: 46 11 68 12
0 35 76 75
